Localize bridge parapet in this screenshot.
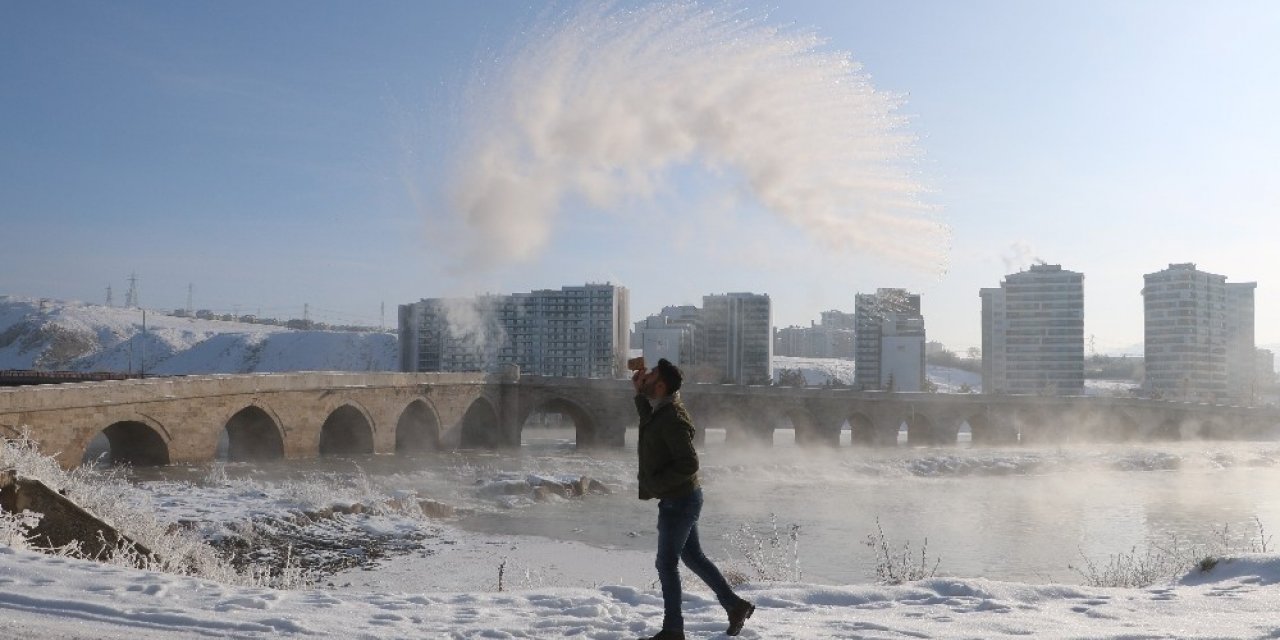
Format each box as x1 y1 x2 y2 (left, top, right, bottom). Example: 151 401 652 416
0 372 495 414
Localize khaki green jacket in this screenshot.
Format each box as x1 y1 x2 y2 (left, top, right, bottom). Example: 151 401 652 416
635 393 700 500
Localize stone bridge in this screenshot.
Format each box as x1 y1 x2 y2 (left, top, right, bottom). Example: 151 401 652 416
0 371 1277 468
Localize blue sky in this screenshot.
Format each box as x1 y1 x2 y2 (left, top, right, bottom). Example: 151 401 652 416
3 1 1278 351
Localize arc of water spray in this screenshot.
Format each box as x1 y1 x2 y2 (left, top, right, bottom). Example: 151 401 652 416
445 1 948 273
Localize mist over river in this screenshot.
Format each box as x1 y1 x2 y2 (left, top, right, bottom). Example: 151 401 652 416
138 428 1280 586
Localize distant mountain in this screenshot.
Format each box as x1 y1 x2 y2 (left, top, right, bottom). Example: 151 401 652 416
0 296 397 374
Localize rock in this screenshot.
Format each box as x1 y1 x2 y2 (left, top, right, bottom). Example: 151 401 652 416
543 481 573 499
0 468 152 561
478 480 534 498
417 499 456 518
572 476 611 496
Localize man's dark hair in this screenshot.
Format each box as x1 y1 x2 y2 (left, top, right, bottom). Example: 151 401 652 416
655 358 683 394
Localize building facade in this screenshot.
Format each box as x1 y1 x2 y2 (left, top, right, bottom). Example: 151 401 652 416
880 317 926 391
632 305 698 367
399 283 630 378
696 292 772 385
773 310 856 359
1146 262 1254 401
1227 282 1258 404
980 264 1085 395
1142 263 1255 404
854 289 924 391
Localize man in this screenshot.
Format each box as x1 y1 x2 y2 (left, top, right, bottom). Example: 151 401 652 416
633 358 754 640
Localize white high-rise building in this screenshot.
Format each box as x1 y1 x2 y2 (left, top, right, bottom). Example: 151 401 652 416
980 264 1084 395
1142 263 1255 404
880 316 926 392
854 289 924 391
633 306 698 367
697 293 772 385
399 283 630 378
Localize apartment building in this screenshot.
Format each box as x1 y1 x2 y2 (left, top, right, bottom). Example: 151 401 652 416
774 310 856 359
854 289 924 391
697 292 772 385
1143 263 1255 403
980 264 1084 395
399 283 630 378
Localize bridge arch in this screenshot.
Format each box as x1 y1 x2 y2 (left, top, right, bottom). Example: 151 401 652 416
772 406 830 446
844 412 875 447
319 403 376 456
1100 410 1143 442
902 412 938 446
83 416 171 467
396 399 441 454
965 412 1018 445
1147 416 1185 441
683 399 752 444
720 405 771 445
519 396 598 448
460 397 502 449
222 405 285 462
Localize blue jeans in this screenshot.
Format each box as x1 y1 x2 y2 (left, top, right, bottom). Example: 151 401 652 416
655 487 739 631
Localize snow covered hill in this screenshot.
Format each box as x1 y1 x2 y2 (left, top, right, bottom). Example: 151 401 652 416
772 356 984 393
774 355 1140 396
0 296 397 374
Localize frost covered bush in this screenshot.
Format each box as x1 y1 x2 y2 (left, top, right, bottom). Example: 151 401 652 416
0 431 314 589
863 517 940 585
723 513 802 584
0 508 40 549
1069 542 1186 589
1071 519 1273 588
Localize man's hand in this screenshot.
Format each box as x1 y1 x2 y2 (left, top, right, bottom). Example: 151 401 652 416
632 369 646 394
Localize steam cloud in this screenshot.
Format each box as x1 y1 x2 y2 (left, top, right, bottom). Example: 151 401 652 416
445 2 947 271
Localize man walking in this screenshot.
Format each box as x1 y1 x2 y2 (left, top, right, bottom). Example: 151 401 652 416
633 358 754 640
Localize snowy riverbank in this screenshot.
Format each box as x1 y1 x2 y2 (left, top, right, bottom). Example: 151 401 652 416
3 542 1280 639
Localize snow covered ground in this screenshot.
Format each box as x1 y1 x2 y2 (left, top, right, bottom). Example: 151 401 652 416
3 543 1280 639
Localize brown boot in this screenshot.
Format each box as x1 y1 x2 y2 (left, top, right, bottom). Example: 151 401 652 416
726 599 755 636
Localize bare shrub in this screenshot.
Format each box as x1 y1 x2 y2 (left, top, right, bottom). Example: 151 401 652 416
723 513 802 583
1069 540 1187 589
1072 519 1273 588
862 517 940 585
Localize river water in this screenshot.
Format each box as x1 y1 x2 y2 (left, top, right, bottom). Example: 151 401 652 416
140 426 1280 586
